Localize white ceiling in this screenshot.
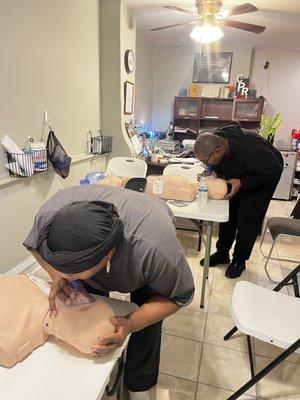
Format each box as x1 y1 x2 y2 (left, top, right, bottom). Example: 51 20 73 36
127 0 300 49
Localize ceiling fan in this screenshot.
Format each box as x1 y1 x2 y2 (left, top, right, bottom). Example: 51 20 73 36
150 1 266 43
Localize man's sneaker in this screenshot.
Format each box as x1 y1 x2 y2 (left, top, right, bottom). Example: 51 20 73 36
129 390 151 400
225 260 246 278
200 252 230 267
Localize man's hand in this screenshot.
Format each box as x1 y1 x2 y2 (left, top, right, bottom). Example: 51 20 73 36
91 317 133 356
49 277 73 316
226 178 241 199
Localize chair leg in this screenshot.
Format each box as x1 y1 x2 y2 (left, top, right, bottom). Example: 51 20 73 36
263 241 277 282
224 326 238 341
259 223 269 257
273 264 300 292
292 275 300 298
226 339 300 400
247 335 255 378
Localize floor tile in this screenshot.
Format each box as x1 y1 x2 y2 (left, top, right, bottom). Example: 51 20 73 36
254 339 300 364
187 262 214 291
276 243 300 263
196 383 254 399
247 261 284 284
159 334 202 382
211 267 249 295
204 313 250 353
208 291 232 317
255 355 300 399
198 343 256 396
186 289 211 313
153 373 197 400
163 308 206 342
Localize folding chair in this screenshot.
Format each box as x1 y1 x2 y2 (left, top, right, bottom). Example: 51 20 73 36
163 164 204 251
223 264 300 400
260 217 300 282
107 157 147 178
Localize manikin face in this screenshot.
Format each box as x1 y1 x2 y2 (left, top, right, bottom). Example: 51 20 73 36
57 248 115 281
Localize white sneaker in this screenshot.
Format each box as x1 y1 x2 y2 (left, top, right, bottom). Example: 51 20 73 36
128 390 151 400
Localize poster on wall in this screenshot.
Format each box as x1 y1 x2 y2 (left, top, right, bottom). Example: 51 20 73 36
193 52 232 84
124 81 134 115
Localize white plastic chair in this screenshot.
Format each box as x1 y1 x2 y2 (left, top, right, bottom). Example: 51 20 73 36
163 163 203 251
223 265 300 400
106 157 147 178
163 163 204 181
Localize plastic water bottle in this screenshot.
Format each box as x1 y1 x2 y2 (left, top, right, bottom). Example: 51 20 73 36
198 177 208 206
79 171 106 185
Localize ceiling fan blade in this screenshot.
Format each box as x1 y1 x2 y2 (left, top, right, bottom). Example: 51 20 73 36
163 5 198 16
222 20 266 34
226 3 259 17
150 22 192 32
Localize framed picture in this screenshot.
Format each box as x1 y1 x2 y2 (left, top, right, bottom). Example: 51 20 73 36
124 81 134 115
193 52 233 84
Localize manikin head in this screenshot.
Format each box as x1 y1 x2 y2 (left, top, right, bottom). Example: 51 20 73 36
36 201 124 280
194 132 227 166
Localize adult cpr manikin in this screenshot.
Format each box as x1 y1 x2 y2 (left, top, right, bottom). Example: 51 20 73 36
0 275 114 368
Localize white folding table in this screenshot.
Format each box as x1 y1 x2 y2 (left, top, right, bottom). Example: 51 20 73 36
0 296 137 400
167 198 229 308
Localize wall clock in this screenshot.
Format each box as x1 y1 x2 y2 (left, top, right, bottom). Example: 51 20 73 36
124 49 135 74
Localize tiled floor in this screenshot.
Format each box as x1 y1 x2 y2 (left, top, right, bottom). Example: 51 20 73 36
33 198 300 400
154 199 300 400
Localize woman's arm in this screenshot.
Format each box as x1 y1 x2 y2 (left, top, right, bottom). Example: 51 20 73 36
127 294 179 332
92 294 179 356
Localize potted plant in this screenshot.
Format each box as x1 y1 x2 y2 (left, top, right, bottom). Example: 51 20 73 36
259 113 282 144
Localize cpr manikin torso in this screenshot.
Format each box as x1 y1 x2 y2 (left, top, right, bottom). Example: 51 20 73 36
0 275 49 368
145 175 199 202
43 297 114 354
0 275 115 368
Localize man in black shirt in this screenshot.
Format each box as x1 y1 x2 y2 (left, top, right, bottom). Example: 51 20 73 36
194 122 283 278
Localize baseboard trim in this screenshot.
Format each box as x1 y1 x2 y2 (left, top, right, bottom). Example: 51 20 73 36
5 255 38 276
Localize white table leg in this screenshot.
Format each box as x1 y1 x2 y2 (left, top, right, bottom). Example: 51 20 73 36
200 221 213 308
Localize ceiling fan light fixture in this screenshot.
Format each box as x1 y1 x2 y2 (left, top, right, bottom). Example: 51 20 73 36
189 23 224 43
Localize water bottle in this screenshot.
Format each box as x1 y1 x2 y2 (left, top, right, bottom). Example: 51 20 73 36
198 177 208 206
57 280 95 309
79 171 106 185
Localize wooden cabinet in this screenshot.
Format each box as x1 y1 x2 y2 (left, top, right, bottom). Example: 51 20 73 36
201 98 233 121
173 96 264 140
174 97 201 120
232 99 264 121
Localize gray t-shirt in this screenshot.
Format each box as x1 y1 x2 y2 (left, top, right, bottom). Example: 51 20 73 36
24 185 195 307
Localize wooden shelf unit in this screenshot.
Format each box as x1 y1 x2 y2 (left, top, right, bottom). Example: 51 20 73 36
173 96 264 141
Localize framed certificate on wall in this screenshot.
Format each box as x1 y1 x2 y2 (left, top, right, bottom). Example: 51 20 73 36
124 81 134 115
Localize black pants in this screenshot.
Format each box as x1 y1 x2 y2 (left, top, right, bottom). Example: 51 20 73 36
216 182 278 261
84 283 162 392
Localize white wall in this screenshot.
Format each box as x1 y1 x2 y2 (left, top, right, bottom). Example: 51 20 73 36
100 0 136 157
0 0 102 273
135 32 155 131
152 43 253 131
250 49 300 147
